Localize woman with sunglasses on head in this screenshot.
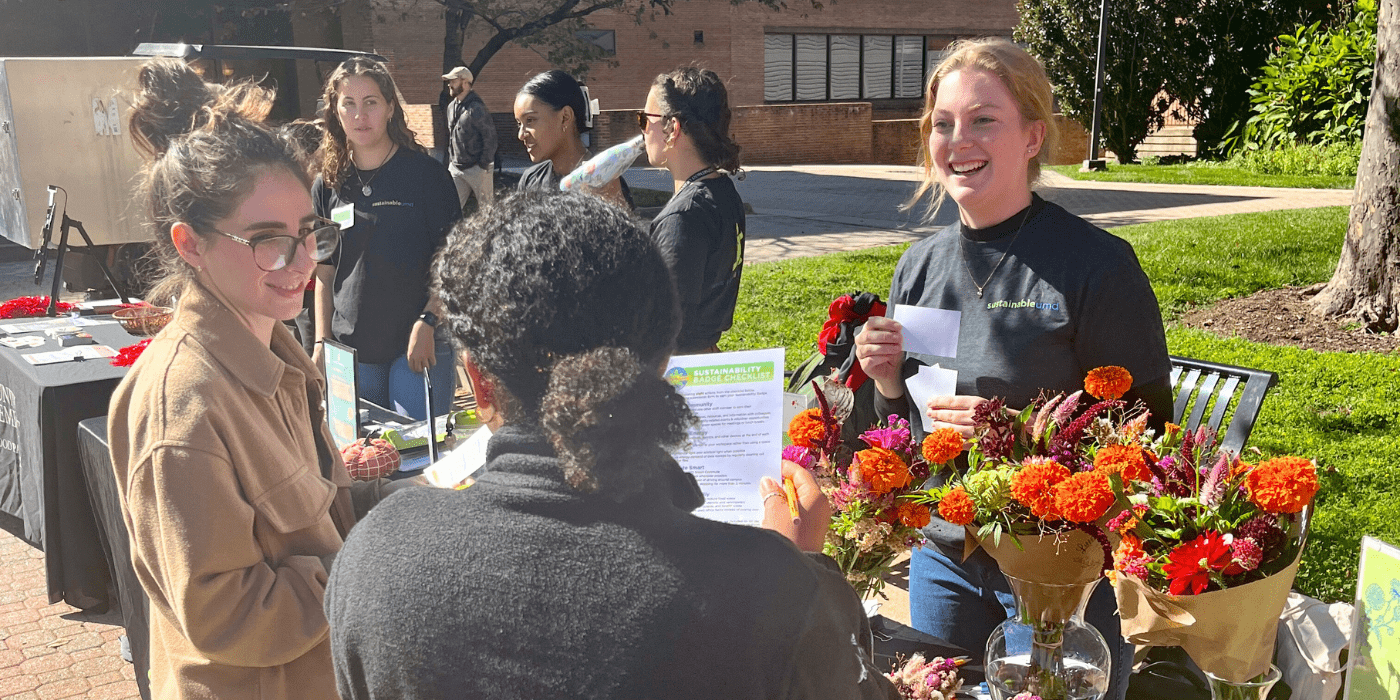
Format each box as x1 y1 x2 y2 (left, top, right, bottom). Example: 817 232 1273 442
640 67 746 355
852 39 1173 700
312 57 461 419
514 69 634 208
109 58 395 700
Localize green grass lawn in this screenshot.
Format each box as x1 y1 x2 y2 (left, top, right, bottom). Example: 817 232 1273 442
723 205 1397 602
1046 163 1355 190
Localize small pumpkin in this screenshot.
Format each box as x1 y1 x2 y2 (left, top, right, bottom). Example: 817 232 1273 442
341 438 401 481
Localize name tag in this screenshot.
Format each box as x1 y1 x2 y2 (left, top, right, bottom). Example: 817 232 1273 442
331 203 355 229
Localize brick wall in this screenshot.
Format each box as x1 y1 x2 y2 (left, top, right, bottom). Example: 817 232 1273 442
732 102 873 164
872 119 921 166
402 103 437 151
1052 114 1089 166
339 0 1017 115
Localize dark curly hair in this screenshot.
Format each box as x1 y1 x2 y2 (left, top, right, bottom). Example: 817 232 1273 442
434 190 695 495
652 67 742 174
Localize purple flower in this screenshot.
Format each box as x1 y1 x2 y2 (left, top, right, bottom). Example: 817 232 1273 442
782 445 816 470
860 420 912 451
1236 514 1286 558
1230 537 1263 572
831 482 869 511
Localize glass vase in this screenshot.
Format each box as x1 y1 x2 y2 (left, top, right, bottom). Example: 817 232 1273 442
984 575 1111 700
1205 665 1281 700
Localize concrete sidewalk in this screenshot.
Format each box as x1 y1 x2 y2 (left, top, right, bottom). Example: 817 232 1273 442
623 165 1353 263
0 166 1355 699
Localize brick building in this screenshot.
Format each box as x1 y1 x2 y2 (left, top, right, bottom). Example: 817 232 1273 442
325 0 1021 164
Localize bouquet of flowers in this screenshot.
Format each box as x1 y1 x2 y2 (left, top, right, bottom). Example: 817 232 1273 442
785 378 929 600
884 653 965 700
1110 423 1320 688
915 366 1156 583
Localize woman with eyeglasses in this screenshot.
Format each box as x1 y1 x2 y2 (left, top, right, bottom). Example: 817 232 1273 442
639 67 746 355
513 70 634 208
312 57 461 419
108 58 394 699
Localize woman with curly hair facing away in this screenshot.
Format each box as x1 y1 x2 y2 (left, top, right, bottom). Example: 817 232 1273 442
513 69 634 208
312 56 460 419
851 39 1174 700
108 58 392 700
325 190 897 700
640 66 746 354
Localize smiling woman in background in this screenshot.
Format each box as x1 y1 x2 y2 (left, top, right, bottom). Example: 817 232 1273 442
513 70 633 208
312 57 460 419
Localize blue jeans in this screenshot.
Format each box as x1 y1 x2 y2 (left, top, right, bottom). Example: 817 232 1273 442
908 541 1131 700
358 339 456 420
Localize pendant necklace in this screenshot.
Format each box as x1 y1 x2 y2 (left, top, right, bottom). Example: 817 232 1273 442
355 144 396 197
959 205 1033 299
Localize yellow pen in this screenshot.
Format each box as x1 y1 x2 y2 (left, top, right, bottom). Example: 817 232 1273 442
783 476 800 521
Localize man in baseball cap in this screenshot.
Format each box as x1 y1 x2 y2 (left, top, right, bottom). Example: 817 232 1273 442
442 66 496 208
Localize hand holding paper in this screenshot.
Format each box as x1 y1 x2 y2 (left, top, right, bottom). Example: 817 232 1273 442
905 364 959 433
890 304 960 358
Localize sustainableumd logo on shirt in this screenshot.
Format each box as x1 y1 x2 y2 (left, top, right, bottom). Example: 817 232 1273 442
986 298 1060 311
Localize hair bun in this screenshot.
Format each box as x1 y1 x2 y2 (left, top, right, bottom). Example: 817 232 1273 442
129 58 274 158
541 347 694 495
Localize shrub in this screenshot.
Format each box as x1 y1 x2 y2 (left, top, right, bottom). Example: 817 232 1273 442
1228 140 1363 177
1230 0 1377 152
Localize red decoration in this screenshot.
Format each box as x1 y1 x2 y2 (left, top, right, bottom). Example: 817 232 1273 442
342 438 401 481
110 339 152 367
0 296 74 319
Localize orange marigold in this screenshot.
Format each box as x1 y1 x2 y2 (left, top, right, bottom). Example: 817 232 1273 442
1084 366 1133 401
1245 456 1319 514
1094 444 1151 482
921 427 964 464
788 408 827 449
1052 471 1116 523
1010 458 1071 520
936 488 975 526
898 501 935 529
855 446 913 494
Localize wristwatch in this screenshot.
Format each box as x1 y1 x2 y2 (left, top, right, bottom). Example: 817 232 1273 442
418 311 439 327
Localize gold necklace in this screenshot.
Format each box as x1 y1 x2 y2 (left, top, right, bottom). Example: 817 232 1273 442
958 205 1033 299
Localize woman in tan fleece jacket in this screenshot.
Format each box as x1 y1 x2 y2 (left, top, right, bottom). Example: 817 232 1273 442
107 58 387 700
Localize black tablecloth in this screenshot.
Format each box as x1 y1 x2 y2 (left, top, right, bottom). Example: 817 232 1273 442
0 317 139 609
77 416 151 700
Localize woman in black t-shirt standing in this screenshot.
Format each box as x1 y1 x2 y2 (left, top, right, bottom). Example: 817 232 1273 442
312 57 461 419
513 70 633 209
641 67 747 355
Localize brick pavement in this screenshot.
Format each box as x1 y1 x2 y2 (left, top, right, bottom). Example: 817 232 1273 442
0 167 1355 697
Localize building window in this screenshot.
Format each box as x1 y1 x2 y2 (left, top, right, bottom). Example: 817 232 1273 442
694 30 704 44
861 35 893 100
576 29 615 55
764 34 793 101
894 36 925 98
794 34 828 101
829 35 861 100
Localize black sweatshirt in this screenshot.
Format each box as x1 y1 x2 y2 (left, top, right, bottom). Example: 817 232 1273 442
326 424 897 700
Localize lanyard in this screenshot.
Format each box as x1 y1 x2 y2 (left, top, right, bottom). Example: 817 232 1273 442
684 167 717 185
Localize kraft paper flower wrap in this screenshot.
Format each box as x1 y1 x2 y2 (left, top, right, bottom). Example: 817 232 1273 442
968 527 1113 621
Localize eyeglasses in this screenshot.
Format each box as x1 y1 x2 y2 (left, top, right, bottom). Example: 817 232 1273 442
209 218 341 272
636 111 666 131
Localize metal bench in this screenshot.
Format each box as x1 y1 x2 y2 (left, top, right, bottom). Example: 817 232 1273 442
1168 356 1279 456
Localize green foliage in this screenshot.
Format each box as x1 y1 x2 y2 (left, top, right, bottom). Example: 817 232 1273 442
1233 0 1378 152
1016 0 1193 163
1226 140 1363 176
1046 162 1355 189
729 205 1391 601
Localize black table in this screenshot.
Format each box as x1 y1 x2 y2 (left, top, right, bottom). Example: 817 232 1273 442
0 317 140 610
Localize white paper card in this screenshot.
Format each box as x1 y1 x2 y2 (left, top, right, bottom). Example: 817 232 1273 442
891 304 961 358
782 392 812 432
423 425 493 488
1 337 45 349
666 347 785 526
905 364 959 433
22 345 116 365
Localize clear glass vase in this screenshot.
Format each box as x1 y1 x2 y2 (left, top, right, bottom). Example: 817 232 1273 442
1205 665 1281 700
984 575 1111 700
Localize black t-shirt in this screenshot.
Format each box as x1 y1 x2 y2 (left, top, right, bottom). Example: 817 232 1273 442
517 159 636 210
876 195 1172 544
649 175 746 353
313 148 461 364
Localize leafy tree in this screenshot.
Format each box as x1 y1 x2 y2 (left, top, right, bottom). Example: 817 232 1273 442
1166 0 1333 157
1232 0 1378 152
1016 0 1195 163
1310 0 1399 332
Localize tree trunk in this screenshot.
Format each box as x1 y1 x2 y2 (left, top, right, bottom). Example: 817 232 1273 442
1310 0 1400 332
